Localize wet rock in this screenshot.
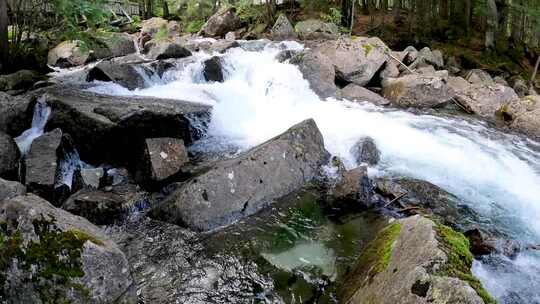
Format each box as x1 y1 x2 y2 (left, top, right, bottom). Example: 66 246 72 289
0 132 20 180
87 61 149 90
200 8 242 38
290 50 337 98
341 215 490 304
73 167 105 190
331 166 373 209
0 70 46 93
47 40 91 68
294 19 339 40
151 119 329 231
225 31 236 41
271 14 297 41
208 39 240 53
133 137 189 184
464 228 521 258
315 37 389 86
454 84 518 119
30 86 210 165
465 69 494 85
0 92 33 136
382 73 454 108
351 136 380 165
275 49 299 62
0 194 136 304
499 95 540 138
203 56 225 82
143 40 192 60
0 178 26 201
63 184 145 225
340 84 390 105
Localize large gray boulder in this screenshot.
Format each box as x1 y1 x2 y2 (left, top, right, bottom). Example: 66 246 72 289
271 14 297 41
87 61 149 90
0 178 26 201
200 8 242 38
143 40 192 60
203 56 225 82
0 70 46 93
330 166 373 210
95 32 136 58
151 119 329 231
28 86 210 165
382 73 455 108
0 194 136 304
408 47 444 69
0 132 20 180
465 69 494 85
133 137 189 184
341 215 493 304
454 84 519 119
0 92 33 136
314 37 389 86
47 40 91 68
499 95 540 138
290 50 337 98
340 84 390 106
294 19 339 40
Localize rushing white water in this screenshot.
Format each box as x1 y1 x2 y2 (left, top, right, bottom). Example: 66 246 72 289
82 40 540 303
15 97 52 155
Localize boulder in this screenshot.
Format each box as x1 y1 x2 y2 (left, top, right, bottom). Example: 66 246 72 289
379 61 400 79
493 76 509 86
340 84 390 106
409 47 444 69
382 73 455 108
446 56 462 74
499 95 540 138
463 228 519 258
465 69 494 85
330 166 373 209
73 167 105 190
0 92 33 136
95 32 136 58
350 136 380 165
151 118 329 231
315 37 388 86
0 132 20 180
0 70 46 93
208 39 240 53
0 178 26 201
0 194 136 303
290 50 337 98
133 137 189 184
510 77 529 98
294 19 339 40
141 17 169 38
200 8 242 38
271 14 297 41
47 40 91 68
225 31 236 41
63 184 145 225
454 84 518 119
341 215 493 304
144 40 192 60
203 56 225 82
29 86 210 165
275 49 300 62
447 76 472 93
87 61 149 90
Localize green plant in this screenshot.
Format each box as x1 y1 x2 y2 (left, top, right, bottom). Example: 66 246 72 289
186 20 205 33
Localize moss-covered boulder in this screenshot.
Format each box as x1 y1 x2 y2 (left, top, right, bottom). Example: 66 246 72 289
341 215 494 304
0 194 136 304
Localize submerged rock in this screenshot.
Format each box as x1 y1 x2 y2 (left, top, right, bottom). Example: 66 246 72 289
382 73 454 108
0 194 136 303
350 136 381 165
340 84 390 106
315 37 388 86
294 19 339 40
203 56 225 82
29 87 210 165
200 8 242 38
454 84 518 119
290 50 337 98
0 131 20 180
341 215 492 304
87 61 149 90
0 178 26 201
133 137 189 184
151 119 329 231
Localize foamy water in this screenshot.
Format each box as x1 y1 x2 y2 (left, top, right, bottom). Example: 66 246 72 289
81 40 540 303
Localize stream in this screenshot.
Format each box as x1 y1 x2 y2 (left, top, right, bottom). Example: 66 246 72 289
53 39 540 303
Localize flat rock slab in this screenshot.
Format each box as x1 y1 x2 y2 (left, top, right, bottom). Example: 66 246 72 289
134 137 189 183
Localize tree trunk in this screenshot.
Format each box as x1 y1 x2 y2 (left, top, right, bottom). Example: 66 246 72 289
531 55 540 89
485 0 498 49
0 0 8 73
341 0 352 28
162 0 169 18
145 0 153 18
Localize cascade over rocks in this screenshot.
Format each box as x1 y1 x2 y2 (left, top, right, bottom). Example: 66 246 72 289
290 50 337 98
340 84 391 105
271 14 297 41
151 119 329 231
87 61 149 90
200 8 242 38
143 40 192 60
314 37 389 86
203 56 225 82
0 194 136 304
0 178 26 201
0 132 20 180
133 137 189 184
454 84 519 119
294 19 339 40
29 87 210 165
382 73 455 108
341 215 489 304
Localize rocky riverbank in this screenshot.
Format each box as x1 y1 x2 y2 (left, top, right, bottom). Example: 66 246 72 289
1 8 539 304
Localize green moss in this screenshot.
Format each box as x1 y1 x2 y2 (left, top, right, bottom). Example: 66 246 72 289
154 26 169 41
362 43 373 57
435 224 497 304
0 217 96 303
355 221 402 281
186 20 205 33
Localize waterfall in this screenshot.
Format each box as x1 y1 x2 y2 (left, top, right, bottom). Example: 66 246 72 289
15 96 52 155
83 40 540 303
